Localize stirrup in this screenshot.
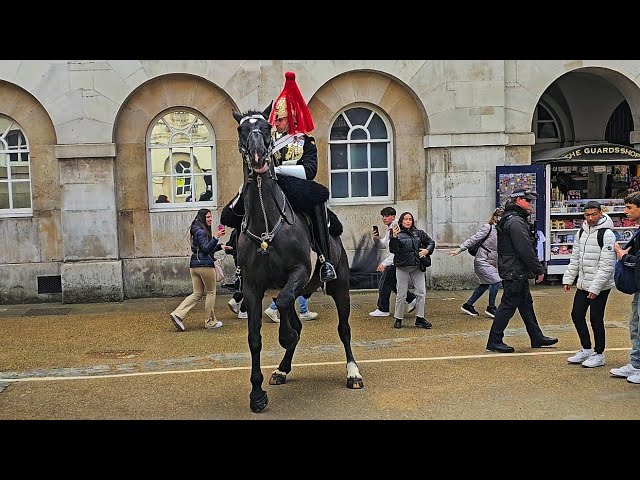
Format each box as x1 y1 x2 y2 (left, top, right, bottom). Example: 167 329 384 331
320 262 337 282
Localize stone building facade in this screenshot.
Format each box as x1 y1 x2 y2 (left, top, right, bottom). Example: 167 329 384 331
1 60 638 303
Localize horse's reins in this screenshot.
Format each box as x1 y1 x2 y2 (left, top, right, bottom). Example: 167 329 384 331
241 176 290 253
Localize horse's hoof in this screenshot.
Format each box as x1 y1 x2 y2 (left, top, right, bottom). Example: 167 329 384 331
250 392 269 413
347 377 364 389
269 372 287 385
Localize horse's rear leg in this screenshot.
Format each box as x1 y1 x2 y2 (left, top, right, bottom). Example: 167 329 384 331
328 272 364 389
244 291 268 412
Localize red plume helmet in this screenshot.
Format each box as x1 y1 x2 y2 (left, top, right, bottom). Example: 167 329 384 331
268 71 315 134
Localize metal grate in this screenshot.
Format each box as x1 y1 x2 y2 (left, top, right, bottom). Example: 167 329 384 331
37 275 62 294
23 308 71 316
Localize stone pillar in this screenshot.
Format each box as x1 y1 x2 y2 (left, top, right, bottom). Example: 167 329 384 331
56 144 124 303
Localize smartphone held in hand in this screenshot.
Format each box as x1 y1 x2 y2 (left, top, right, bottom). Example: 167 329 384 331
372 225 379 236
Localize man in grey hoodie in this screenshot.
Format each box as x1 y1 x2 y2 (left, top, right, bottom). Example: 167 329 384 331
562 200 616 368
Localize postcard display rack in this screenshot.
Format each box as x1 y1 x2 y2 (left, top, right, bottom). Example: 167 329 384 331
497 159 639 277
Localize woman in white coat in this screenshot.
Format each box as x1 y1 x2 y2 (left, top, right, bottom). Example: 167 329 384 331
448 207 504 318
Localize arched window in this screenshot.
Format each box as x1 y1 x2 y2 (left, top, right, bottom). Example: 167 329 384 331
328 105 393 204
605 100 633 146
0 115 32 217
534 104 561 143
147 109 216 209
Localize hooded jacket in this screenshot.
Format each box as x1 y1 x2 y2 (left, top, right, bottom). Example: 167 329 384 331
459 223 500 284
496 201 545 280
562 213 616 295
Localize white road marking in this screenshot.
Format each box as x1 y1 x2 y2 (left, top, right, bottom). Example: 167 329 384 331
0 347 630 384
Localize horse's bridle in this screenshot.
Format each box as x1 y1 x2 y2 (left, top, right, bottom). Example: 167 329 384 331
237 113 293 253
237 114 275 173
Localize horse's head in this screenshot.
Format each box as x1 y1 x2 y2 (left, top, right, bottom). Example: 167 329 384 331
233 104 274 175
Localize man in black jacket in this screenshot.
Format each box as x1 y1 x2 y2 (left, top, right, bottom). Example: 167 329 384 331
486 188 558 353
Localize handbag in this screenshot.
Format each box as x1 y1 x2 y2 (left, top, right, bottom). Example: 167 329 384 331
614 229 640 294
468 225 492 256
214 260 225 283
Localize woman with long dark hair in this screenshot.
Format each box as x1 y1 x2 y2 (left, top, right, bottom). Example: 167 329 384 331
389 212 435 329
447 207 504 318
170 208 225 331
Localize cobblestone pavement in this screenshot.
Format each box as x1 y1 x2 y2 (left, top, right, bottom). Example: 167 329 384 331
1 286 639 421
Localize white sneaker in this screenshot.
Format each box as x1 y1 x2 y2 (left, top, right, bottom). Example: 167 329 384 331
610 363 640 378
299 311 318 320
626 372 640 384
567 348 594 364
237 310 248 319
264 307 280 323
170 313 185 332
407 298 417 313
582 353 605 368
205 319 223 329
228 298 241 314
369 309 390 317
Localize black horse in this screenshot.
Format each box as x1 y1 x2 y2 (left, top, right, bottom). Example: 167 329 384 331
232 105 364 413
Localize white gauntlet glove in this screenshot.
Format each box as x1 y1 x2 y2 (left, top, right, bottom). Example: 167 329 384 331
274 164 307 179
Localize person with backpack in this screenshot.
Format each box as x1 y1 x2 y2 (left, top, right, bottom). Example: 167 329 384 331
562 200 616 368
611 191 640 384
486 188 558 353
447 206 504 318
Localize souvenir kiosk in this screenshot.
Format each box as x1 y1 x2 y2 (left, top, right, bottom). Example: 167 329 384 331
496 143 640 278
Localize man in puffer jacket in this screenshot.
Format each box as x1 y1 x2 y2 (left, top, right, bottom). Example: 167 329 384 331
563 201 616 368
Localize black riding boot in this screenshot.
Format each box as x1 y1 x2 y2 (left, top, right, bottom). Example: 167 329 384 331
314 203 337 282
223 266 242 291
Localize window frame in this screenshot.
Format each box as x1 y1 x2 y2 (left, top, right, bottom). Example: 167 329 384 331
534 104 561 144
327 103 394 206
0 116 33 218
147 108 217 211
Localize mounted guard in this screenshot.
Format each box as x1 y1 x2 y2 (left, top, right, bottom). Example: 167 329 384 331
221 71 337 284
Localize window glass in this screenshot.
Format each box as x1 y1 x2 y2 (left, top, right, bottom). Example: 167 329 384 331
351 172 368 197
148 109 216 208
0 116 32 215
350 143 368 169
330 144 348 170
328 105 393 204
331 172 348 198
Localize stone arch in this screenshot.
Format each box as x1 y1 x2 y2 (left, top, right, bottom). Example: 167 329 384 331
0 80 58 214
309 70 428 201
510 62 640 138
113 73 239 258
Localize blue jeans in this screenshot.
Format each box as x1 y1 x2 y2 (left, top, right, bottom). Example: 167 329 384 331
466 282 501 307
270 296 309 314
629 293 640 368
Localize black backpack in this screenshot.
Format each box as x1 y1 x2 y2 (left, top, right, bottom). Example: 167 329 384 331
468 225 492 256
577 227 612 250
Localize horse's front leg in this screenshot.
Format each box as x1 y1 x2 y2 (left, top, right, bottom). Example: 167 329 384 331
244 287 268 412
269 271 307 385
